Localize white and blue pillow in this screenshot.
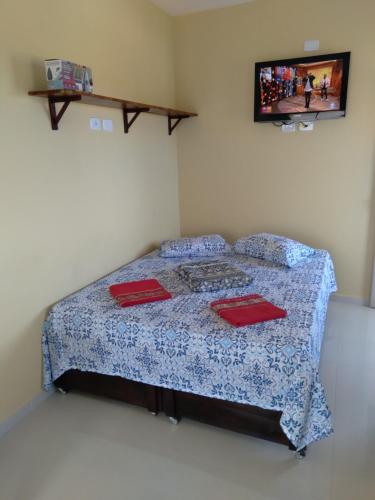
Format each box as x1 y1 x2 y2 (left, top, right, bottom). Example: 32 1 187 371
160 234 230 258
234 233 315 268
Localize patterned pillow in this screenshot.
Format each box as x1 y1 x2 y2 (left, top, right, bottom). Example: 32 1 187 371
234 233 315 267
160 235 230 258
176 261 252 292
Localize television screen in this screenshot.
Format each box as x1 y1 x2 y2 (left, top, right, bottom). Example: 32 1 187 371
254 52 350 122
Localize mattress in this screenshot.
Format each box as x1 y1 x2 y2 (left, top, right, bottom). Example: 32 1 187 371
42 249 337 449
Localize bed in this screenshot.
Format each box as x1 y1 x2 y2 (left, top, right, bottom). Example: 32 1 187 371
43 249 336 454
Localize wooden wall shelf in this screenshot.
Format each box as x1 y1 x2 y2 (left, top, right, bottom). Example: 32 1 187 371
28 90 198 135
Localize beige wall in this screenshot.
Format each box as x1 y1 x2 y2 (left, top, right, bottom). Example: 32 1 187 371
2 0 375 426
0 0 179 423
174 0 375 301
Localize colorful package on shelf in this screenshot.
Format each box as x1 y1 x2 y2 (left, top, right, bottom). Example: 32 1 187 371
44 59 93 93
82 66 93 93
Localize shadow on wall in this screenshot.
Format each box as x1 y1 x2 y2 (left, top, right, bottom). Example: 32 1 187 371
1 241 159 422
10 55 45 95
10 55 52 124
366 147 375 306
1 309 46 422
45 242 160 312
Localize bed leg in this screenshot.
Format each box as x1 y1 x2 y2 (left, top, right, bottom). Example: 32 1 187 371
162 388 181 424
294 447 307 459
168 416 180 425
295 446 307 460
288 442 307 459
145 386 159 415
57 387 69 395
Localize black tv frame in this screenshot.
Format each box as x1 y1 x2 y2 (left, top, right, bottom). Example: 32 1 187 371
254 51 351 123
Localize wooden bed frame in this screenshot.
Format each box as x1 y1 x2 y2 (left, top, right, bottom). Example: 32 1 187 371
55 370 305 456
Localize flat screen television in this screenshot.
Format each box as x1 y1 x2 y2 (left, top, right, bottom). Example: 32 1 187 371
254 52 350 123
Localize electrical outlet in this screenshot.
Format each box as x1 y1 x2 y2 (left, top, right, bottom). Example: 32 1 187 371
102 119 113 132
281 123 296 133
304 40 320 51
90 118 101 131
299 122 314 132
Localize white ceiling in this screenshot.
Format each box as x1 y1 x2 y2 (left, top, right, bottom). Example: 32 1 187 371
150 0 254 16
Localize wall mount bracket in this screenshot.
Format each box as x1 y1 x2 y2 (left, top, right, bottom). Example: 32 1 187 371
168 115 188 136
123 107 150 133
48 95 82 130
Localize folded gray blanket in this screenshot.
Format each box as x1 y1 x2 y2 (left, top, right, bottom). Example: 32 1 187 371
176 260 252 292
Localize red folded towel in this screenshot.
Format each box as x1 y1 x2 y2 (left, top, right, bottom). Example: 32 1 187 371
211 294 287 327
109 279 172 308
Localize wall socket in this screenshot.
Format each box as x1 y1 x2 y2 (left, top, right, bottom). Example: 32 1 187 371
299 122 314 132
281 123 296 133
90 118 101 131
102 119 113 132
304 40 320 51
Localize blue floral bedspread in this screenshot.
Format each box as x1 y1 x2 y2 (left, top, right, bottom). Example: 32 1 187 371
42 249 337 449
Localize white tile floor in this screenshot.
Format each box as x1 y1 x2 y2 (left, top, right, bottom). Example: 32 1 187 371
0 301 374 500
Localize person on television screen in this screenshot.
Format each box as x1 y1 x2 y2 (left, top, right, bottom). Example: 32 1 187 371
320 74 330 100
292 76 298 96
303 72 315 108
